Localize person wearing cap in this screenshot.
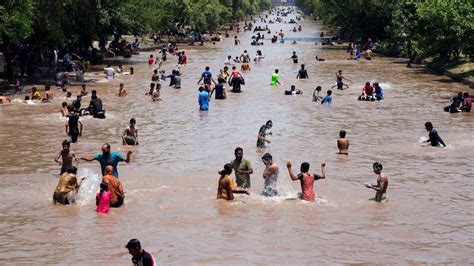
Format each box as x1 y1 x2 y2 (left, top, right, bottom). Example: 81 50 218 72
364 162 388 202
126 239 156 266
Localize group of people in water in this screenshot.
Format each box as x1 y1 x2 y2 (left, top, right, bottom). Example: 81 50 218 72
444 91 472 113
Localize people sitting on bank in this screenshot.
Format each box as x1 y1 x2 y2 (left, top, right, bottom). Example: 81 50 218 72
285 85 303 95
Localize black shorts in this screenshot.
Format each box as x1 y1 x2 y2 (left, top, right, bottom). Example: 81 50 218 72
69 131 79 143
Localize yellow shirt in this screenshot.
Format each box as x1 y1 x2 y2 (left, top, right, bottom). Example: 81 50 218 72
217 175 237 200
32 91 41 100
54 173 77 193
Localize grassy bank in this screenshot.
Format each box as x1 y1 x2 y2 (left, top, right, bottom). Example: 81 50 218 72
424 57 474 89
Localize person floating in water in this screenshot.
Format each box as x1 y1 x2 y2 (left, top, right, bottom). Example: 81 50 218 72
296 64 309 79
337 130 349 155
217 163 250 200
365 162 388 202
262 153 279 197
423 122 446 147
285 85 302 95
286 161 326 201
230 147 253 188
271 69 282 86
123 118 139 145
257 120 273 148
55 140 78 175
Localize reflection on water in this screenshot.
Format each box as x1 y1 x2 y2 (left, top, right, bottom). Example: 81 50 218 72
0 8 473 264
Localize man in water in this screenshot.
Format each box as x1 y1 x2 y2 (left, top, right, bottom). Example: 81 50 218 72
271 69 281 86
102 166 125 207
65 105 82 143
286 161 326 201
321 90 332 105
262 153 279 197
122 118 139 145
331 70 351 90
337 130 349 155
257 120 273 148
42 85 54 103
423 122 446 147
80 143 132 178
198 86 210 111
104 64 115 79
53 166 85 205
89 90 105 119
217 163 250 200
364 162 388 202
374 82 383 100
230 147 253 188
296 64 309 79
461 92 472 112
55 140 78 175
240 50 251 62
290 51 298 63
197 66 216 89
126 239 156 266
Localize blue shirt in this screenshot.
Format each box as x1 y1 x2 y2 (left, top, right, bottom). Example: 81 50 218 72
201 71 212 84
198 91 209 110
375 86 383 98
93 151 125 177
322 95 332 104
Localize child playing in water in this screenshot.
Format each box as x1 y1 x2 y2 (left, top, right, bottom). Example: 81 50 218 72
159 70 167 81
321 90 333 105
312 86 322 102
122 118 139 145
148 54 154 65
118 83 127 97
96 182 111 214
151 83 162 102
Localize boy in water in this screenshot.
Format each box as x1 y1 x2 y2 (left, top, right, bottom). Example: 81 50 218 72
423 122 446 147
365 162 388 202
331 70 351 90
312 86 322 102
54 140 78 175
271 69 282 86
289 51 298 63
286 161 326 201
296 64 309 79
337 130 349 155
118 83 127 97
123 118 139 145
257 120 273 148
65 106 83 143
126 239 156 266
321 90 332 105
262 153 279 197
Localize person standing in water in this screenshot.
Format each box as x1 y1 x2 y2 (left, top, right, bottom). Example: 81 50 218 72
365 162 388 202
262 153 279 197
331 70 351 90
230 147 254 188
271 69 282 86
53 166 85 205
102 166 125 208
55 140 78 175
286 161 326 201
289 51 298 63
122 118 139 145
217 163 250 200
96 182 111 214
198 86 210 111
80 143 132 178
118 83 127 97
257 120 273 148
337 130 349 155
126 239 156 266
321 90 333 105
423 122 446 147
65 106 83 143
296 64 309 79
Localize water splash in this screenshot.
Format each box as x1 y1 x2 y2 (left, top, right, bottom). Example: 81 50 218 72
76 168 102 206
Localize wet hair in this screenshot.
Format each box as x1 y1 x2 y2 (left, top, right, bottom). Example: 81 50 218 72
62 139 71 147
66 92 72 97
130 118 136 124
67 105 73 111
103 143 111 150
120 83 124 87
339 130 346 138
62 101 68 107
301 64 305 68
300 162 310 172
464 92 469 97
316 86 322 91
107 64 111 67
67 166 77 174
24 96 30 100
199 86 204 92
205 66 210 71
126 239 141 250
425 121 433 129
266 120 272 126
275 69 279 73
219 163 233 177
327 90 332 96
235 147 243 153
91 90 97 95
373 162 383 171
291 85 296 90
365 82 371 86
261 153 272 161
150 82 155 89
373 82 379 86
130 67 134 75
32 87 37 91
154 69 158 74
91 95 97 100
45 85 50 91
99 182 109 198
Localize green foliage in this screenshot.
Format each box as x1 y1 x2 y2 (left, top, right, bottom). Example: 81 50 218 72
0 0 34 42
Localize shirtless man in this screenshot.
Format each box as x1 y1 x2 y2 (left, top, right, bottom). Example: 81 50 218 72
65 106 83 143
331 70 351 90
262 153 279 197
118 83 127 97
122 118 139 145
0 96 11 104
42 85 53 103
364 162 388 202
55 140 78 175
240 50 251 63
337 130 349 155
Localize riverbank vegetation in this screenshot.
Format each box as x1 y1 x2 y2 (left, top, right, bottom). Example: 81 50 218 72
0 0 271 81
297 0 473 64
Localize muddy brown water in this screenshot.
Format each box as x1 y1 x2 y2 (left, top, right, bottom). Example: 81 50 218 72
0 10 473 264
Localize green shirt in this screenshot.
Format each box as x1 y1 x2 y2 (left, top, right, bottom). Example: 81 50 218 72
230 158 253 188
271 73 280 85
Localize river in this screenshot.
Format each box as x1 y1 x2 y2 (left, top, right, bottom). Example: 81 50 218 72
0 8 473 264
